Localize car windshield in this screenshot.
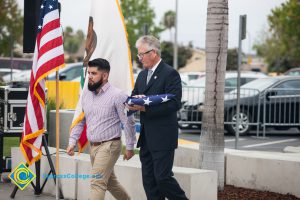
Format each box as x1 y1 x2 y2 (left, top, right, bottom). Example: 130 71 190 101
47 63 83 80
238 78 279 92
287 71 300 76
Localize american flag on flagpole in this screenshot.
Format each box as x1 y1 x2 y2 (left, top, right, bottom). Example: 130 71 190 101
20 0 65 165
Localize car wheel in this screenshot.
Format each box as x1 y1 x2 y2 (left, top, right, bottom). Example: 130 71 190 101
225 109 251 136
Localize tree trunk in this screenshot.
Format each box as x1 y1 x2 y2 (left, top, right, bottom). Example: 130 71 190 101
199 0 228 190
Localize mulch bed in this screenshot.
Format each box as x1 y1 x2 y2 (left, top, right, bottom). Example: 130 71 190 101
218 185 300 200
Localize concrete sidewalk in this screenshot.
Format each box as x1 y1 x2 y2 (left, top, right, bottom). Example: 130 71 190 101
0 182 55 200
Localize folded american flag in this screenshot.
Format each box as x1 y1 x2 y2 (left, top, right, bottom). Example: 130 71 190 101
125 94 175 116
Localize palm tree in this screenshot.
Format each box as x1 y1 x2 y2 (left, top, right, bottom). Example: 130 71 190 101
162 10 176 41
199 0 228 190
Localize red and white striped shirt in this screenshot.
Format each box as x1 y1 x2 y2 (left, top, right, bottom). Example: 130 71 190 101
69 82 136 150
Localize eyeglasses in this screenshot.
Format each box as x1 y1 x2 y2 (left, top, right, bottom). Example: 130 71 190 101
137 49 153 59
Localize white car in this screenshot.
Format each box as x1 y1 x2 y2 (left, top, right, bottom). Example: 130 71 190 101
180 72 205 85
179 71 268 130
188 71 267 88
48 63 84 81
2 70 31 82
0 68 22 82
181 71 268 111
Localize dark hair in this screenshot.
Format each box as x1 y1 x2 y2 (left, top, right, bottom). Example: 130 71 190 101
88 58 110 72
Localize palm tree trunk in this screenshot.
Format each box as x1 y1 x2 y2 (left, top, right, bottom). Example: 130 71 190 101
199 0 228 190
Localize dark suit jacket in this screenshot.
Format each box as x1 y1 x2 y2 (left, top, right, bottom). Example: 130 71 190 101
132 61 182 151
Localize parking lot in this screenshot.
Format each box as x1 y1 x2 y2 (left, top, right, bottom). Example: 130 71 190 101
179 128 300 152
178 76 300 137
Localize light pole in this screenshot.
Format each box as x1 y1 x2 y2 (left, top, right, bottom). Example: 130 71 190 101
173 0 178 70
235 15 247 149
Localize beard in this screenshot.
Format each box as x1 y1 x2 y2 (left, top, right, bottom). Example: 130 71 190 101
88 79 103 91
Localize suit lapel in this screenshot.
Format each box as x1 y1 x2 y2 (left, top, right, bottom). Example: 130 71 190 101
143 61 164 94
139 70 148 93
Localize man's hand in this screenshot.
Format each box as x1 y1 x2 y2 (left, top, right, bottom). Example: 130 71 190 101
126 104 146 112
126 94 146 112
66 145 75 156
123 150 134 160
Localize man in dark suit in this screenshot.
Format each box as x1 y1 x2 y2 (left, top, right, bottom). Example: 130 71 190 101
127 35 188 200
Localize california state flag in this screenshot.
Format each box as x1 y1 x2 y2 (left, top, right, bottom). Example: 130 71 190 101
70 0 134 153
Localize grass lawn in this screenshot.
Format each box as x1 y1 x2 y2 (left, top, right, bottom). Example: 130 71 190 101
3 137 20 157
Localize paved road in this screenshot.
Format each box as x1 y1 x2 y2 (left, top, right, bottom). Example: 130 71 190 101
0 182 55 200
179 128 300 152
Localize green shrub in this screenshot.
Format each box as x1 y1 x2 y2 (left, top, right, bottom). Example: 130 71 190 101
46 98 64 130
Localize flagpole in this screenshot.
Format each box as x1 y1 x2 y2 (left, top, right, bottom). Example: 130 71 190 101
55 71 60 200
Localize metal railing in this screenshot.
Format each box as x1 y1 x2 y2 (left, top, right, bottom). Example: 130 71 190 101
262 88 300 137
178 86 300 136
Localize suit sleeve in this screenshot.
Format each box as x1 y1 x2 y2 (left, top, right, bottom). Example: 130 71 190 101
145 69 182 117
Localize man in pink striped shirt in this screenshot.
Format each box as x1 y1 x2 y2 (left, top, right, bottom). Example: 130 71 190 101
66 58 136 200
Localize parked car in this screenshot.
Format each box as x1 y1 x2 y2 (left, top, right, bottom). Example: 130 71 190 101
2 70 31 82
181 71 268 109
284 67 300 76
0 68 21 76
188 71 267 88
0 68 22 82
180 72 205 85
2 63 84 83
47 62 84 81
179 76 300 135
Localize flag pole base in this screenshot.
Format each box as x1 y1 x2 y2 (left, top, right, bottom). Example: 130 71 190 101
10 134 64 199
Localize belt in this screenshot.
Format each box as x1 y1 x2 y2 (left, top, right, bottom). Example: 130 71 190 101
90 137 121 146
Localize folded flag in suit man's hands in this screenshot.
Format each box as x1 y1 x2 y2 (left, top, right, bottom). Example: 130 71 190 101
125 94 175 116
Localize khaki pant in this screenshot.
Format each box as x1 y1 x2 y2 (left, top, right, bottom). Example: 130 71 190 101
90 140 130 200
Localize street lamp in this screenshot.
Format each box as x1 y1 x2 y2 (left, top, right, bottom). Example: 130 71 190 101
235 15 247 149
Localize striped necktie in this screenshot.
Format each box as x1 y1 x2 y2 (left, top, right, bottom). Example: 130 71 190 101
146 69 153 84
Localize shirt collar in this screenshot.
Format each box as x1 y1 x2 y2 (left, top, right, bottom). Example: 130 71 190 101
99 82 110 94
149 59 161 73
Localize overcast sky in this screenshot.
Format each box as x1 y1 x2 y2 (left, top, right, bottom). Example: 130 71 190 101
17 0 287 53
